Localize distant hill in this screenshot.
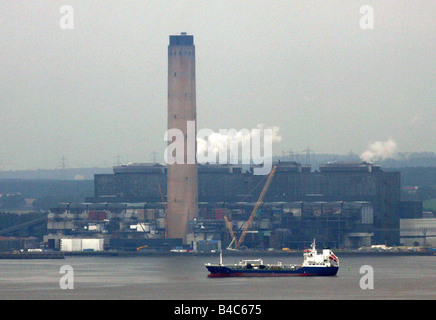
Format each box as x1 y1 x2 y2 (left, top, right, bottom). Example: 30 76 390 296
0 167 112 180
1 152 435 180
0 157 435 210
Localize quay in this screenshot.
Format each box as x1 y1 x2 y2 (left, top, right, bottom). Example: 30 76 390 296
0 252 65 259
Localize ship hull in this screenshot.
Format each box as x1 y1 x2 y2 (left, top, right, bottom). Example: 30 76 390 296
206 265 338 277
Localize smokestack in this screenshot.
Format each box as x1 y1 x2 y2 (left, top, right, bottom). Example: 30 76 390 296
166 33 198 243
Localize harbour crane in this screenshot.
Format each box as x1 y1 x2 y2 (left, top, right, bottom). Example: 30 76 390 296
225 166 277 250
224 215 237 250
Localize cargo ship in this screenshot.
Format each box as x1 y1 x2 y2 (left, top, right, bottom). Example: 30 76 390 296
206 240 339 277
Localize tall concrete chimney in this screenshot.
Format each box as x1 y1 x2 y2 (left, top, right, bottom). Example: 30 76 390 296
167 33 198 243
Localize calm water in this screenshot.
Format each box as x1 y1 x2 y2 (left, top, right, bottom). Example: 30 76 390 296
0 254 434 300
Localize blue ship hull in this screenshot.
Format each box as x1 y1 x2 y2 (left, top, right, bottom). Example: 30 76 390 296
206 265 339 277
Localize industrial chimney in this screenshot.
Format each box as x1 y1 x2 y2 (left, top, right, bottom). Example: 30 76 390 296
166 33 198 243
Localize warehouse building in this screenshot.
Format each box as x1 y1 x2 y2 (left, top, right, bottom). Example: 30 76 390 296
45 199 377 250
400 218 436 247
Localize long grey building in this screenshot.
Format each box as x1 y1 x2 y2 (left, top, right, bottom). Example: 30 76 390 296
87 161 401 245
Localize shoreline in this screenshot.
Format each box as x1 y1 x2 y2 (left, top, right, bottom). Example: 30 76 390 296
63 249 435 258
0 249 434 259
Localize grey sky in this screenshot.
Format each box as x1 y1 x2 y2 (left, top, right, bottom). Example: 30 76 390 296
0 0 435 170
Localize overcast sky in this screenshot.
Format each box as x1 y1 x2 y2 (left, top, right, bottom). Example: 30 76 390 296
0 0 435 170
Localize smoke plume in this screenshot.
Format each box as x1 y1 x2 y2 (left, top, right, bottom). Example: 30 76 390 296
197 124 281 164
360 139 398 162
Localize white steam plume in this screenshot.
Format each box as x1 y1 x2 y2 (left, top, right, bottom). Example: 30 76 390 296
197 124 282 164
360 139 398 162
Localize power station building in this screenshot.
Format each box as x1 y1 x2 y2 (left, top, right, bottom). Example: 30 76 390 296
87 161 401 247
79 33 402 249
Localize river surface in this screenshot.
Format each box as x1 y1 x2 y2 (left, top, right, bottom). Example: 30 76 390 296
0 254 434 300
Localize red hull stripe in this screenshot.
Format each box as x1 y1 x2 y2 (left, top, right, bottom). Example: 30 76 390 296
207 273 326 278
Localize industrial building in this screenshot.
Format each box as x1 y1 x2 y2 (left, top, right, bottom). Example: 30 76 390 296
76 33 402 249
45 202 169 251
400 218 436 247
44 34 403 251
81 161 402 248
45 198 378 250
